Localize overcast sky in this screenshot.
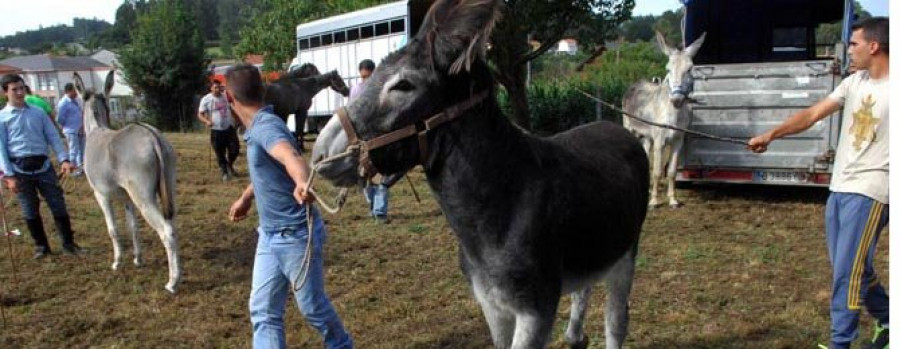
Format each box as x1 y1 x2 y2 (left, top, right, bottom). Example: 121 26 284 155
633 0 888 16
0 0 891 37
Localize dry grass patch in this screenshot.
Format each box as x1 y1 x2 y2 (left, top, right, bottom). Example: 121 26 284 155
0 132 887 348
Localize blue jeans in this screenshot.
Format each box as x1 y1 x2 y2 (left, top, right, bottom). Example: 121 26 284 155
825 192 889 347
15 167 69 220
363 184 389 218
249 215 352 349
64 132 85 169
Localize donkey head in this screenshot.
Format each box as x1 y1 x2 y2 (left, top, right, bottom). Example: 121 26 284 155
656 31 706 108
74 70 115 133
312 0 501 186
326 70 351 97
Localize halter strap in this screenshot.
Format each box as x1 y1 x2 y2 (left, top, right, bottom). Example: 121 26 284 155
336 89 490 178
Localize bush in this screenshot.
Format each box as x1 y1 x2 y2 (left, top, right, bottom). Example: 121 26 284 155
499 41 667 135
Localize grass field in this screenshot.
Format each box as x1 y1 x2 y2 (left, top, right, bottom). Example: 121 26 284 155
0 132 889 348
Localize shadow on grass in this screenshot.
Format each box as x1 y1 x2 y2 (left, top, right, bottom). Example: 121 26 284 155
681 182 829 205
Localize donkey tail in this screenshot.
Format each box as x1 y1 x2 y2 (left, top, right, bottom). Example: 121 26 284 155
137 123 176 220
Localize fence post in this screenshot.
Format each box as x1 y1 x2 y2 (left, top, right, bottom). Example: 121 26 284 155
595 85 603 121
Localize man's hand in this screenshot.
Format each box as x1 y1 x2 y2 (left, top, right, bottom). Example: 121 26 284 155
747 133 772 153
294 184 316 205
60 161 76 174
228 197 252 222
3 177 18 193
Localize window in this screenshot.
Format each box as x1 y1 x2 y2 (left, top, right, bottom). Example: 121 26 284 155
298 39 310 50
347 28 360 41
390 19 405 33
322 33 333 46
375 22 390 36
334 31 346 44
361 25 374 39
36 73 57 91
310 36 321 48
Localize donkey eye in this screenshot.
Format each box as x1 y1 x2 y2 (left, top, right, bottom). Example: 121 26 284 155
389 79 415 92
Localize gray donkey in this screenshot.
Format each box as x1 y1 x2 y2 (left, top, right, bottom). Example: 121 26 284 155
75 71 181 293
623 31 705 208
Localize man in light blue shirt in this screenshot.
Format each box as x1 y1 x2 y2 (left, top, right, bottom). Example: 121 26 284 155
0 74 80 259
226 64 352 349
56 83 85 176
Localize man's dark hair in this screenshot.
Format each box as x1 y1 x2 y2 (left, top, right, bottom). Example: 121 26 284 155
225 64 264 104
359 59 376 72
0 74 24 92
852 17 889 55
64 83 75 92
24 85 32 94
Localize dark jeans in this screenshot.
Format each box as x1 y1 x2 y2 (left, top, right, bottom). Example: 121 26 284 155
15 167 69 220
211 128 240 174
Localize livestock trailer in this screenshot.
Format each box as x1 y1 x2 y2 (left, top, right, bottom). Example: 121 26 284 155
677 0 855 186
288 0 432 132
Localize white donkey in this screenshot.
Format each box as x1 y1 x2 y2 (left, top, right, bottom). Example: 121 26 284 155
623 31 706 208
75 71 181 293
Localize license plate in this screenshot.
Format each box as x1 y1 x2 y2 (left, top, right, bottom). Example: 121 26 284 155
754 171 808 183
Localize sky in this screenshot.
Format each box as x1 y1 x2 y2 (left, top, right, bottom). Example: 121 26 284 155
633 0 888 16
0 0 891 37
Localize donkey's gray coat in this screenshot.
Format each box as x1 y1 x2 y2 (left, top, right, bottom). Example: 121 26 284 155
76 71 180 293
312 1 649 347
623 31 705 208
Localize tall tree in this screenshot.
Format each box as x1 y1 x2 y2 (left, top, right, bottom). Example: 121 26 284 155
217 0 254 58
488 0 634 130
119 0 208 131
234 0 391 70
620 15 657 42
653 8 683 46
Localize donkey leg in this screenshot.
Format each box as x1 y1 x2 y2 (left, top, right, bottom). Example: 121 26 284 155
472 280 515 348
648 143 665 208
604 250 637 349
564 286 593 349
666 141 683 208
131 195 181 294
93 192 124 271
510 310 556 349
124 199 142 267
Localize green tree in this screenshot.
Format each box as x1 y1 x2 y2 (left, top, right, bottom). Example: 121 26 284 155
235 0 392 71
620 15 657 42
118 0 209 131
653 8 683 46
217 0 254 58
488 0 634 130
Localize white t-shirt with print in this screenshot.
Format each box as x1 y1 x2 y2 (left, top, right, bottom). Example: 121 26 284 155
827 71 889 204
199 93 233 131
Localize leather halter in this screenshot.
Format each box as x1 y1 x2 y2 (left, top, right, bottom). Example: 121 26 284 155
335 90 490 178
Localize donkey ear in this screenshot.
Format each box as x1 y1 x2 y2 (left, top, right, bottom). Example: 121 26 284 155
655 31 675 56
684 32 707 57
73 72 85 95
104 70 115 96
421 0 502 74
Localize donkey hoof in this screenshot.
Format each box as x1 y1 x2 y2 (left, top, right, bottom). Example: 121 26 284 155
111 262 121 271
669 201 683 208
133 258 143 267
568 335 589 349
165 284 177 294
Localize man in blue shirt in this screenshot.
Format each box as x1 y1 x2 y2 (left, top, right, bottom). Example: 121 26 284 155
56 83 85 176
0 74 79 259
225 64 352 349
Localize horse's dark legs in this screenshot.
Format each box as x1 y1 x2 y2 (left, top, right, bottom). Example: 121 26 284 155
294 113 307 151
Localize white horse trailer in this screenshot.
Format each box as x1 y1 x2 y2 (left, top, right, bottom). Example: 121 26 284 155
288 0 432 132
677 0 854 186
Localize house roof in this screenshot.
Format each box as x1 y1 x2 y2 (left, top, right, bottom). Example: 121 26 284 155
0 54 109 72
0 63 21 74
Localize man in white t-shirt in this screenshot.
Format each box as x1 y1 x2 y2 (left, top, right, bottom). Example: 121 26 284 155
198 80 240 181
748 17 889 349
